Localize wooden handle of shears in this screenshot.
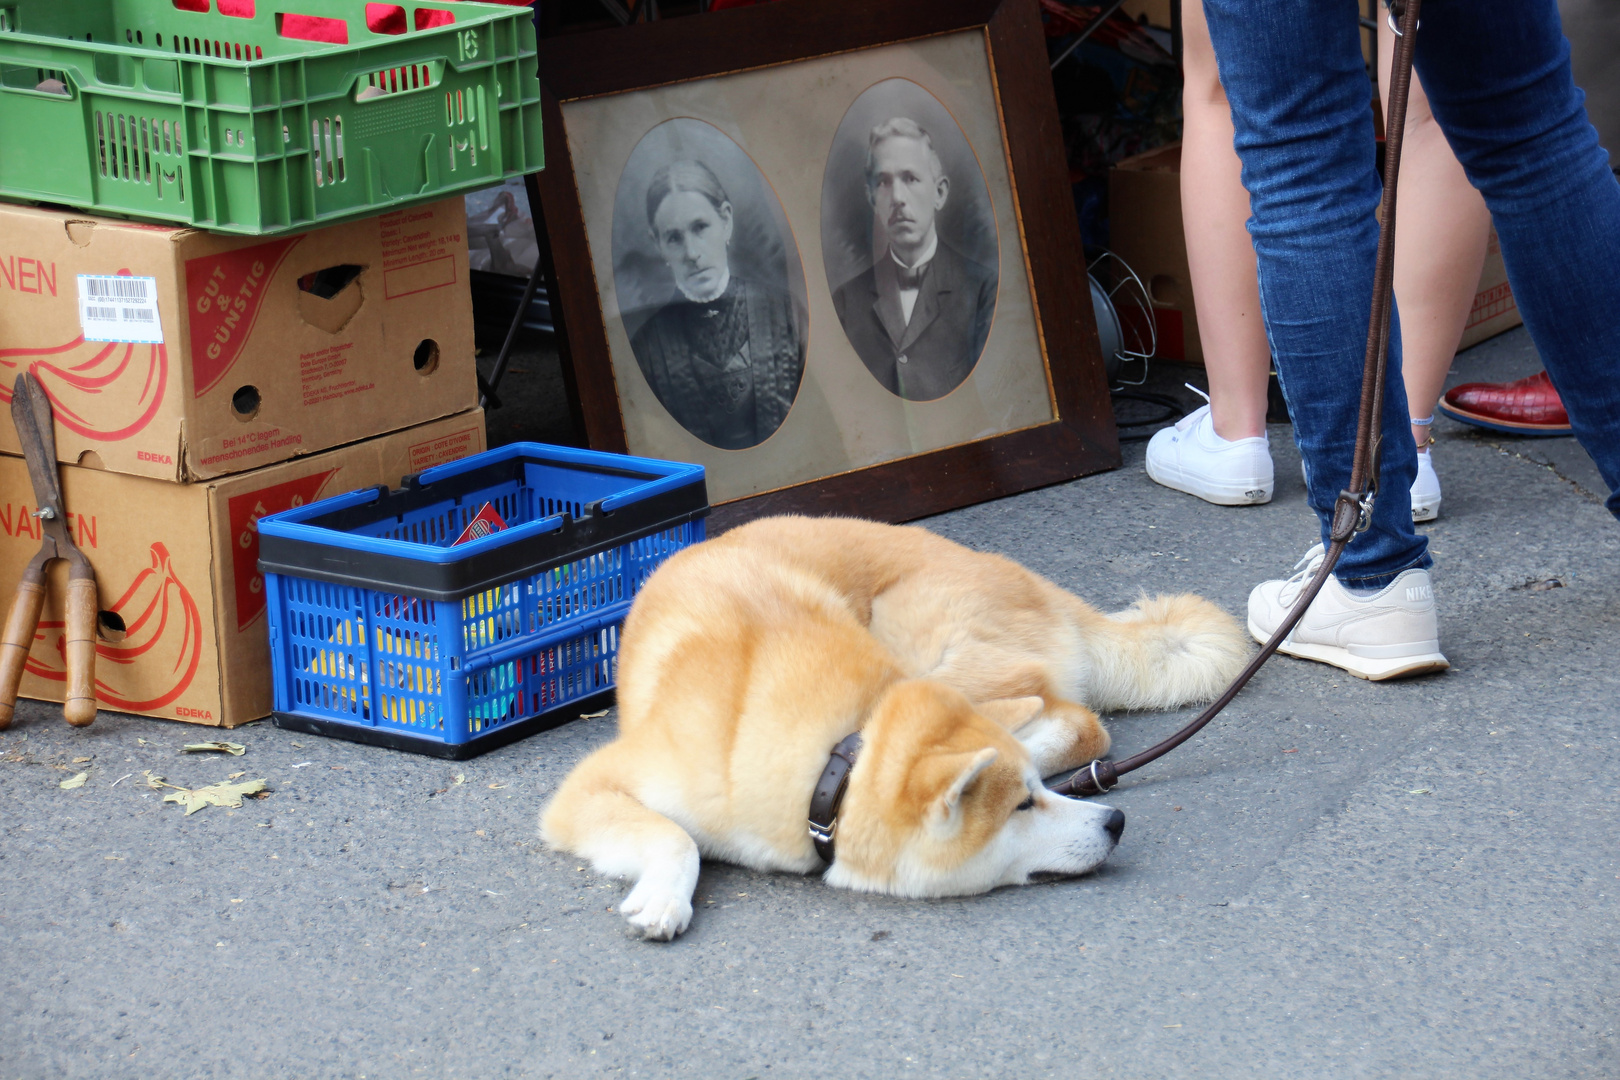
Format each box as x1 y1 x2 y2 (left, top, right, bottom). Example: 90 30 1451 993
0 576 46 730
62 569 97 727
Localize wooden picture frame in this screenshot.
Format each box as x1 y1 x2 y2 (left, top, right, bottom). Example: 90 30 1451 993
531 0 1119 532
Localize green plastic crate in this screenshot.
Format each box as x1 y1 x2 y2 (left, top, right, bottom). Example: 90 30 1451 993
0 0 542 234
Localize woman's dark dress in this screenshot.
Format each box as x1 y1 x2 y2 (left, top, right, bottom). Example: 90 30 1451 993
629 278 805 450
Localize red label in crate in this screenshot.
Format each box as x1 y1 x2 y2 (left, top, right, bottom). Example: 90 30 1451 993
453 502 508 546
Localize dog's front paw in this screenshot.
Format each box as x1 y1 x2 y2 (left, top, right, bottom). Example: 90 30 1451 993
619 878 693 940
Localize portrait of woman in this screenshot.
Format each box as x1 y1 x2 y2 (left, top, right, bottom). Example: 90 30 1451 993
613 121 808 450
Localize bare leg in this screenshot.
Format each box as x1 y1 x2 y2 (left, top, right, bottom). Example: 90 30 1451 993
1181 0 1271 441
1379 18 1492 451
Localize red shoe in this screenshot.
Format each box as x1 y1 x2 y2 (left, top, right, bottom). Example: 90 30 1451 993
1438 370 1572 436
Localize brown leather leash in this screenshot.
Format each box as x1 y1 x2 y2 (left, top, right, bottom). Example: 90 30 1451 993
1050 0 1424 800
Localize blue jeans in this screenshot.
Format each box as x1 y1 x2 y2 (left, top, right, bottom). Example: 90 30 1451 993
1202 0 1620 588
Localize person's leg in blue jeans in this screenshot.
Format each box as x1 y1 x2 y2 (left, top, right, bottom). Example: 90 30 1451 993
1201 0 1620 679
1198 0 1444 679
1202 0 1423 590
1412 0 1620 515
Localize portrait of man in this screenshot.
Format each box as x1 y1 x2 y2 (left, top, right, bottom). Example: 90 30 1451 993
830 117 998 402
613 121 808 451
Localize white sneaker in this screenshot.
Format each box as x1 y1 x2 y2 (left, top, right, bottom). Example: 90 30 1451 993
1411 450 1441 522
1146 398 1274 505
1247 544 1449 681
1301 450 1442 522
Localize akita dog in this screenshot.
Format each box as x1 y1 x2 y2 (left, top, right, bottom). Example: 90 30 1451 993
540 516 1249 939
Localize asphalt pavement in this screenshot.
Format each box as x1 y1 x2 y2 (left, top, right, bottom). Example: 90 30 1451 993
2 327 1615 1079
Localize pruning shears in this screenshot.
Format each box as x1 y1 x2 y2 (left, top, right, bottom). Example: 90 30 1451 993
0 373 98 728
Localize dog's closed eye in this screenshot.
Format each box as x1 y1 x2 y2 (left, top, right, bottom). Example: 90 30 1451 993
1014 794 1036 812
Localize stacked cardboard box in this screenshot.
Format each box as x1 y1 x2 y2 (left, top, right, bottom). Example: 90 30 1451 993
0 198 486 726
1107 142 1523 364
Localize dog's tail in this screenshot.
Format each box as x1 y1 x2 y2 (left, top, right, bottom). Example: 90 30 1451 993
1087 594 1252 712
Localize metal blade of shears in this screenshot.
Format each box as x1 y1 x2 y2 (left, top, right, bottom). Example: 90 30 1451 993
10 374 67 556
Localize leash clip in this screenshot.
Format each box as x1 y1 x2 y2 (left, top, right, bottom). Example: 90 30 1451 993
1387 10 1420 35
1330 488 1376 541
1386 0 1419 35
1354 490 1375 533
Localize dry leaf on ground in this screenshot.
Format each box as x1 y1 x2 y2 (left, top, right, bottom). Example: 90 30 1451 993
182 741 246 756
579 709 611 719
59 772 88 789
162 779 268 816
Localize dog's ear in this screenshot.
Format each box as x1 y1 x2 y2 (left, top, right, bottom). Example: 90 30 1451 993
977 697 1045 731
935 747 999 820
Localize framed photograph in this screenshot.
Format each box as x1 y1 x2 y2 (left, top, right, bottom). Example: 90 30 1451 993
532 0 1119 530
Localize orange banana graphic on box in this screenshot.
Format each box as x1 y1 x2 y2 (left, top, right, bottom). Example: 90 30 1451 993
26 542 202 711
0 336 168 442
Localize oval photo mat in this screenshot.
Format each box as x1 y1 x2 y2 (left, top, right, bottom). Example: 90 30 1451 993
612 118 809 352
820 77 999 309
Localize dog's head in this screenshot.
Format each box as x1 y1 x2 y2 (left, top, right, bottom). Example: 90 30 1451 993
825 680 1123 897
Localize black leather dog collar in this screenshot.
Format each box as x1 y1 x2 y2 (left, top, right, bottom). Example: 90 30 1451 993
807 732 863 864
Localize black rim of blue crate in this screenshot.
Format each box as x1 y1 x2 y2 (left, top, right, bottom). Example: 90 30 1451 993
257 463 710 603
271 687 616 760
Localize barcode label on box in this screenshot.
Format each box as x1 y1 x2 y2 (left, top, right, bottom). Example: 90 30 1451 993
77 274 163 343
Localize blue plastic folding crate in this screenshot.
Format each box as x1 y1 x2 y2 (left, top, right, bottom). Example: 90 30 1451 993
255 443 707 758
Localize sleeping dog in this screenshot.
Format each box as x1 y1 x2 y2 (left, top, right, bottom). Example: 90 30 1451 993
540 516 1249 939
